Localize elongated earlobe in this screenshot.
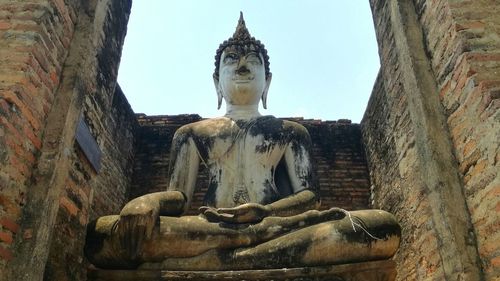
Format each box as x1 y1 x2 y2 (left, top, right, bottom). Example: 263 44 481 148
217 91 223 109
213 75 223 110
262 73 272 109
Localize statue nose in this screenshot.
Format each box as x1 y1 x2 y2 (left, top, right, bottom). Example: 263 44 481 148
236 65 250 75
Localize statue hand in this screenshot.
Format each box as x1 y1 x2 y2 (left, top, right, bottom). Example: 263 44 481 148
116 196 160 259
200 203 271 224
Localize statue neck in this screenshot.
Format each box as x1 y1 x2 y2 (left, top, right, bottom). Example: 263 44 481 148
224 104 261 120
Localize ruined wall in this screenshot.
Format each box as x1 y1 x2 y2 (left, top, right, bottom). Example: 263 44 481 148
297 118 371 211
131 115 371 214
86 86 137 219
0 1 133 280
363 0 499 280
417 1 499 278
0 1 75 268
44 86 137 281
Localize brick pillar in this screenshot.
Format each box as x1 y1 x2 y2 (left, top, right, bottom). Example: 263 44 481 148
363 0 484 279
2 1 131 280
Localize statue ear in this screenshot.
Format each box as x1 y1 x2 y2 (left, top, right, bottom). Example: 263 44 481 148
262 73 272 109
213 74 223 110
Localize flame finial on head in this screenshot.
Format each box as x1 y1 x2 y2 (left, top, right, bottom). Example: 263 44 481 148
232 12 251 41
213 12 271 80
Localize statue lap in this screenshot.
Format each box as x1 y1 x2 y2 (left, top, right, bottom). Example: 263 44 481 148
86 210 400 271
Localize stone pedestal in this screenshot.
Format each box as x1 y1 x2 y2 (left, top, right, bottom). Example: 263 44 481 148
88 260 396 281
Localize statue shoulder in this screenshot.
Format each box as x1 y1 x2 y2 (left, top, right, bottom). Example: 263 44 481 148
174 117 231 138
282 120 310 136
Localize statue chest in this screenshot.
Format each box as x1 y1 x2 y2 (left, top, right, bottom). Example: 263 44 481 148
201 133 287 167
198 134 289 207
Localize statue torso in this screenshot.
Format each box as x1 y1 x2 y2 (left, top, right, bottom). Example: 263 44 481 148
182 116 303 208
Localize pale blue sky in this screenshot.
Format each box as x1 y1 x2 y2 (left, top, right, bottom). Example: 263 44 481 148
117 1 379 123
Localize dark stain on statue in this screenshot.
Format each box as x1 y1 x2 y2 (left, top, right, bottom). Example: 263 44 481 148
262 179 280 204
248 117 287 142
191 134 214 162
84 219 141 269
255 142 275 154
204 179 218 207
274 159 294 197
223 238 314 269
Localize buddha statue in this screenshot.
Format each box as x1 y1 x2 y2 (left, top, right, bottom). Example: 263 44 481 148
84 13 400 271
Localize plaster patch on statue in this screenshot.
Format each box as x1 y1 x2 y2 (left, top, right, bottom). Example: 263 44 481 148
233 188 250 205
268 225 282 233
255 139 276 154
292 147 312 189
261 179 280 204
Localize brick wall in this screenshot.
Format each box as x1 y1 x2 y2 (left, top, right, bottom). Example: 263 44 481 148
86 86 138 219
0 1 133 280
0 1 79 276
44 86 137 281
363 71 433 280
363 0 498 280
131 115 371 214
417 1 500 278
294 118 371 211
1 0 495 280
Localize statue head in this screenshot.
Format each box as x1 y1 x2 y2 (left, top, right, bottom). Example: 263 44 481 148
213 12 272 109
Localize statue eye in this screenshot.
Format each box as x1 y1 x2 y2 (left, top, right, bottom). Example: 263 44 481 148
246 53 261 64
223 53 239 64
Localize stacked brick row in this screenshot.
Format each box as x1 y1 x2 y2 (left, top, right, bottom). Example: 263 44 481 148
291 118 371 211
0 1 134 280
0 1 77 271
44 86 137 280
364 0 499 279
361 3 426 272
130 115 371 215
417 1 500 277
42 2 134 279
363 71 424 279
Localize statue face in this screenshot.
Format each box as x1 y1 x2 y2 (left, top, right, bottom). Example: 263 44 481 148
215 45 271 107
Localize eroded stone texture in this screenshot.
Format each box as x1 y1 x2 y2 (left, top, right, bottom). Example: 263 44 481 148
2 0 495 279
45 86 137 281
0 1 133 281
88 260 397 281
131 115 371 214
364 0 499 280
84 13 400 275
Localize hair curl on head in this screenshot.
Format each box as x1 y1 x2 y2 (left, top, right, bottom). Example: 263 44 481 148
213 12 271 80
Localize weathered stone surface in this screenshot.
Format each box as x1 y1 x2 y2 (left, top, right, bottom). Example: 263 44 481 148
0 1 133 281
0 0 495 280
84 14 399 275
363 0 499 280
88 260 397 281
45 86 137 281
131 115 371 213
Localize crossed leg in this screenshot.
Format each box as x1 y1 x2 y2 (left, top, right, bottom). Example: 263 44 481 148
85 209 400 270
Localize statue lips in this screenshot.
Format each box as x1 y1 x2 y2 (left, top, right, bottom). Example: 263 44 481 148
232 75 255 83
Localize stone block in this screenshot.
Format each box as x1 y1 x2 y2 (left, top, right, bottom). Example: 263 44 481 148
88 260 396 281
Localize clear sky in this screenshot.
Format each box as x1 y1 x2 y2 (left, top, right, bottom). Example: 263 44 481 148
117 1 380 123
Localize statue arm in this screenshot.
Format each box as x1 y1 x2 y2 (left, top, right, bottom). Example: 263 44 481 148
267 189 318 217
115 127 199 258
165 126 201 213
267 125 319 216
